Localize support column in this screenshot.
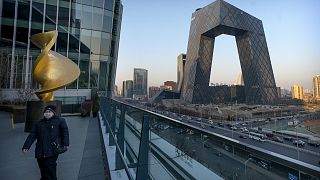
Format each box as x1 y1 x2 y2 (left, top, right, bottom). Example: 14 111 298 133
25 0 33 88
9 0 18 88
136 115 150 180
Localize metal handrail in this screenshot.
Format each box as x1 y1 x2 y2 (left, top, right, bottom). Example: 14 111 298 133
99 105 135 180
110 97 320 176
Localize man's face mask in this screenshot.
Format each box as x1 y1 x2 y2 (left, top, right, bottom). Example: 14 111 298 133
44 110 54 119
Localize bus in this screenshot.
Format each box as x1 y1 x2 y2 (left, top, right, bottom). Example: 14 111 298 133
249 132 266 142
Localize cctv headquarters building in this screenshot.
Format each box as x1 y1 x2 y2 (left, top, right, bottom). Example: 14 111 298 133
0 0 122 102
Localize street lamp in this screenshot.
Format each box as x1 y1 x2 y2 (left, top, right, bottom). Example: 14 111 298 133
244 157 253 178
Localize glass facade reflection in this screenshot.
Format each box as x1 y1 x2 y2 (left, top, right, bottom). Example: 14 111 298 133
0 0 123 98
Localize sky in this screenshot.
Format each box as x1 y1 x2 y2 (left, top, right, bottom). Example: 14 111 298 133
115 0 320 91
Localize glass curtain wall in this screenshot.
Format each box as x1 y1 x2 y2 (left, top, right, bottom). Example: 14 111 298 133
0 0 122 97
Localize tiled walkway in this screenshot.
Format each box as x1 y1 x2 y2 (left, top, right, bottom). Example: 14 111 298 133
0 111 108 180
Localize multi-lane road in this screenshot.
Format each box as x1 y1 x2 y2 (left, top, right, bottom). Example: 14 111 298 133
153 110 320 167
118 99 320 167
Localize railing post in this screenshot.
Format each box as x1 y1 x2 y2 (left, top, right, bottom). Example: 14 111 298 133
101 97 107 127
116 104 126 170
136 114 150 180
104 99 110 133
109 103 116 146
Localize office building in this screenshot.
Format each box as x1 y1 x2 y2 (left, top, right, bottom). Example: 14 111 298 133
122 80 133 98
291 85 303 100
164 81 176 91
160 85 172 91
177 53 186 91
313 75 320 99
181 0 278 104
133 68 147 99
280 88 291 98
0 0 123 102
149 86 160 98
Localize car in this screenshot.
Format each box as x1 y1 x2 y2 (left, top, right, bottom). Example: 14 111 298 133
157 124 170 130
210 125 216 128
218 123 224 127
239 135 247 139
283 136 293 141
200 124 206 129
242 129 249 133
272 136 283 143
266 133 274 138
293 140 305 146
308 141 320 147
230 126 238 130
258 161 271 170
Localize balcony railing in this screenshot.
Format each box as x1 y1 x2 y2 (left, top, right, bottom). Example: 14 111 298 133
99 97 320 180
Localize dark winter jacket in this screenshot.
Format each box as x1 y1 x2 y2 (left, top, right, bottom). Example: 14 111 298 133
22 116 69 158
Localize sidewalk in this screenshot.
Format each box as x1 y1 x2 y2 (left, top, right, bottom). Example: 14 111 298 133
0 111 108 180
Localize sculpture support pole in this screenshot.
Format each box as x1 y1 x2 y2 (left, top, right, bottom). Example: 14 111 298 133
25 30 80 132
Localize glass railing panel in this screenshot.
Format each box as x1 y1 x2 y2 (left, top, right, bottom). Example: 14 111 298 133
101 98 320 180
148 114 223 180
115 103 121 135
124 105 144 178
148 114 180 180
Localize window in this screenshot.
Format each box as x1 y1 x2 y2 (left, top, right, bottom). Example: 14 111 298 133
79 60 89 88
104 0 114 11
90 31 101 54
92 7 103 31
100 32 111 55
99 61 108 91
90 60 99 88
102 10 112 32
81 5 92 29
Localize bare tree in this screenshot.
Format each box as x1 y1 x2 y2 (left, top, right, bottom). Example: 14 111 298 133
14 88 36 105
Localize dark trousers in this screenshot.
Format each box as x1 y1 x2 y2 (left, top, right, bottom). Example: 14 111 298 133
37 155 58 180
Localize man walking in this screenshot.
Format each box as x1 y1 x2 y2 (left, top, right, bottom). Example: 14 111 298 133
22 105 69 180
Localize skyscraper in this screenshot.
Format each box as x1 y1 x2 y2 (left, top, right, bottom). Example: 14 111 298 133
177 53 186 91
181 0 278 104
0 0 123 101
122 80 133 98
291 85 303 100
312 75 320 99
133 68 148 99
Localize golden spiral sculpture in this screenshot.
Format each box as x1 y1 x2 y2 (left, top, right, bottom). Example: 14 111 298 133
31 31 80 102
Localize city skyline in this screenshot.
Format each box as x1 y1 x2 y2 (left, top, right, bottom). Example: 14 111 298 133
115 0 320 90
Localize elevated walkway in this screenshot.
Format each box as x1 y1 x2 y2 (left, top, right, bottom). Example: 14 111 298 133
0 111 108 180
